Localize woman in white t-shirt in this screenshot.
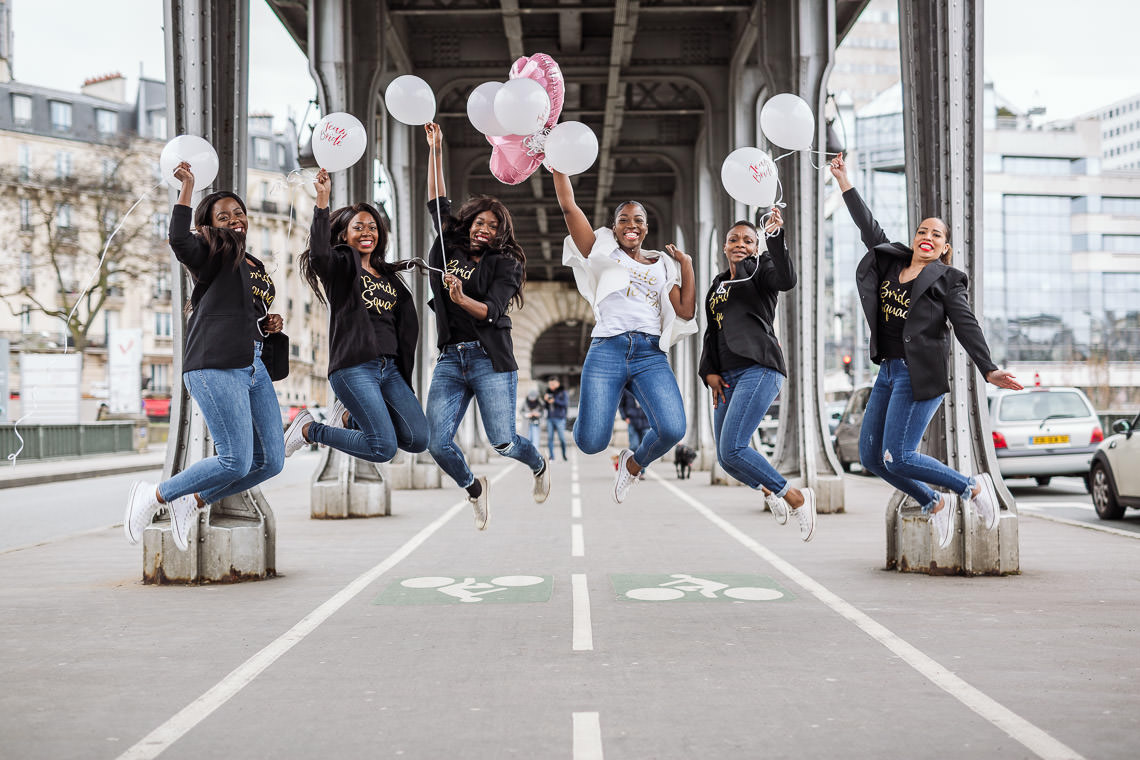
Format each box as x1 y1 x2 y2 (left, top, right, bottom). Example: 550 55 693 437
552 170 697 503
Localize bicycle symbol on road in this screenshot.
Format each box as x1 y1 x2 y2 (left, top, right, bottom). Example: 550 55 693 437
379 575 551 605
617 573 788 602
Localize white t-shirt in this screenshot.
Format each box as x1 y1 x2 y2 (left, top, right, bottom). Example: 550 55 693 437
593 251 670 337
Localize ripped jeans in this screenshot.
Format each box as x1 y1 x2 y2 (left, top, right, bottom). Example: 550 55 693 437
859 358 974 511
426 341 544 488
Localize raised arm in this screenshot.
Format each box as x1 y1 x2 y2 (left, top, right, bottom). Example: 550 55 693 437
942 274 1023 390
168 162 206 269
552 170 598 257
758 206 796 291
830 153 890 250
425 122 445 201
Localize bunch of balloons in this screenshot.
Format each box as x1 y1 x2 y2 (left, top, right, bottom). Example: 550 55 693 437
720 92 816 208
467 53 599 184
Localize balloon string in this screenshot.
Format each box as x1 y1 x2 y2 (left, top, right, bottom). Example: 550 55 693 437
717 175 788 292
62 181 163 354
7 386 40 468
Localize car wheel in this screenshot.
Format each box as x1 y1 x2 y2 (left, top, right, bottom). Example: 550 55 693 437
1090 462 1125 520
1035 476 1052 487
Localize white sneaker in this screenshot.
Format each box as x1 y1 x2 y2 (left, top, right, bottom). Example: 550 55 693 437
168 494 200 552
469 476 490 530
613 448 638 504
533 458 551 504
124 480 160 544
789 487 816 542
972 473 1000 531
284 409 313 457
329 398 349 429
931 494 956 550
764 492 789 525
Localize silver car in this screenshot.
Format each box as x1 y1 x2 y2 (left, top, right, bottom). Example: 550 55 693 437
990 387 1103 486
1089 411 1140 520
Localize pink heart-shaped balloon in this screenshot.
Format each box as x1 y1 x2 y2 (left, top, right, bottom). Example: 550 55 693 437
488 53 565 185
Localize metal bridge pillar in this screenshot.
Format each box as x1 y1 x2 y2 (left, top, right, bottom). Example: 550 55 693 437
761 0 846 513
888 0 1018 575
148 0 276 583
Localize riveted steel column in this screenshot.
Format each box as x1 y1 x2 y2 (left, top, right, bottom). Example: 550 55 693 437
152 0 274 583
760 0 846 512
891 0 1018 575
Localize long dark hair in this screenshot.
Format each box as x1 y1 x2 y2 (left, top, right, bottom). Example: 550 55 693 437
443 195 526 310
192 191 247 271
300 202 394 305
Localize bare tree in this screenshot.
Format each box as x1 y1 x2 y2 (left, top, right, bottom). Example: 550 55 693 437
2 138 166 351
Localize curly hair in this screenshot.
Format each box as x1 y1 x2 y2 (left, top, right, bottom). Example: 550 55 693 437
192 191 247 271
443 196 526 310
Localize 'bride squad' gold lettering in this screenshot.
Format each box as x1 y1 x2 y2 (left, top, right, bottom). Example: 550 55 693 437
879 279 910 323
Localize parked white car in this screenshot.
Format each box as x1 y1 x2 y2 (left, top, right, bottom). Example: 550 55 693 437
989 387 1103 486
1089 411 1140 520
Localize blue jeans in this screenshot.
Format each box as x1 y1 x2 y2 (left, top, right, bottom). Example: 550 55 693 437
713 364 788 495
527 419 541 445
547 417 568 460
859 358 974 511
307 356 428 462
160 342 284 504
575 332 686 468
627 423 645 452
426 341 544 488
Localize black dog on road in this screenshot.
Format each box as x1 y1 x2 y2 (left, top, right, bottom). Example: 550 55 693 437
674 444 697 479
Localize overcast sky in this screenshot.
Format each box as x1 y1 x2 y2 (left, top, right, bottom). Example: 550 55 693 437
9 0 1140 131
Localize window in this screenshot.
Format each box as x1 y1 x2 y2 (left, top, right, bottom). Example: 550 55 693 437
20 251 34 288
261 229 271 259
56 203 72 229
152 212 169 239
1102 196 1140 215
154 268 170 298
149 113 166 139
11 94 32 126
95 108 117 136
19 306 32 334
154 311 172 338
19 198 32 231
17 144 30 181
1001 156 1072 176
148 363 170 394
49 101 72 132
254 138 271 164
102 209 118 233
55 151 73 179
277 144 287 167
1103 234 1140 253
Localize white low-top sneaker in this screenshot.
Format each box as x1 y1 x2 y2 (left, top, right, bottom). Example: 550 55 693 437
972 473 1000 531
124 480 160 545
469 476 490 530
612 448 638 504
931 494 956 549
789 487 816 542
533 458 551 504
168 495 200 552
284 409 314 457
329 398 348 429
764 492 789 525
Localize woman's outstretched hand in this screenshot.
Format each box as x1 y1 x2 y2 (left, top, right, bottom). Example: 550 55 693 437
986 369 1024 390
664 244 690 265
764 206 783 234
829 152 853 192
314 168 331 209
173 161 194 188
425 122 443 149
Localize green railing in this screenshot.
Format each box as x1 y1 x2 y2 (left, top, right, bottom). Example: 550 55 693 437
0 422 142 462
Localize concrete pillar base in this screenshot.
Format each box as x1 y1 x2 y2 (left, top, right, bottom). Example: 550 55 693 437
710 460 747 487
885 494 1020 576
143 499 275 585
311 449 391 519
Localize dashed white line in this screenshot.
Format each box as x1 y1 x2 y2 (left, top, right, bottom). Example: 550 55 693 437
116 466 518 760
572 711 604 760
650 472 1087 760
1018 507 1140 540
571 496 582 519
571 524 585 556
571 573 593 651
571 482 581 497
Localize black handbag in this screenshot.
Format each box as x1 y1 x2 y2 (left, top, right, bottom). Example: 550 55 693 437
260 332 290 381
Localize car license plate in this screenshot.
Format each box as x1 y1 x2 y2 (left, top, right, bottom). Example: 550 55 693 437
1030 435 1070 445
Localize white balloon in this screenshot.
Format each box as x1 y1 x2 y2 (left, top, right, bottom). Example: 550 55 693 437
312 112 368 173
385 75 436 126
544 121 599 175
760 93 815 151
720 147 778 207
493 78 551 136
467 82 509 136
159 135 219 190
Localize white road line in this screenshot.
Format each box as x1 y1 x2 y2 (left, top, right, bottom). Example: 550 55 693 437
649 472 1087 760
0 524 118 555
571 524 585 556
572 711 604 760
1017 501 1095 511
1019 509 1140 540
571 482 581 497
571 573 593 651
571 496 582 519
116 466 518 760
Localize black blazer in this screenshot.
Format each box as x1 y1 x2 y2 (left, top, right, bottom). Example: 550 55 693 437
698 229 796 382
169 204 264 373
843 188 998 401
426 197 523 373
306 206 418 385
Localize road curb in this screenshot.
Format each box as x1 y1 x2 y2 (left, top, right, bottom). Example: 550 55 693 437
0 460 164 490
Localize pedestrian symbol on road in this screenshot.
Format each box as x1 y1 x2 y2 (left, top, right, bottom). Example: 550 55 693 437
611 573 792 602
374 575 553 605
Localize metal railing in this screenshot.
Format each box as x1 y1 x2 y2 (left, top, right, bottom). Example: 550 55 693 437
0 422 140 461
